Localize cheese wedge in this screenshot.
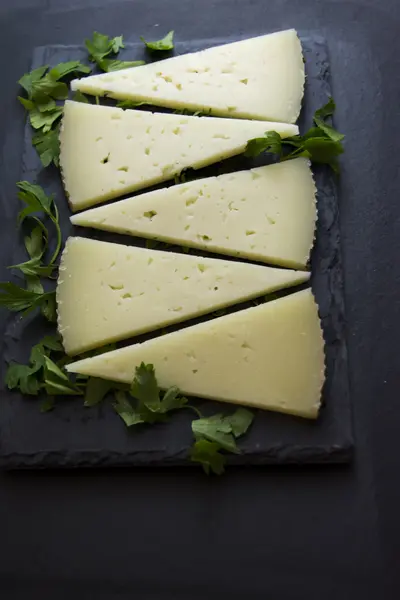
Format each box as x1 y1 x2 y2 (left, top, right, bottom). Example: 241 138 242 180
67 289 325 418
57 237 310 355
71 158 316 269
71 29 305 123
59 101 298 210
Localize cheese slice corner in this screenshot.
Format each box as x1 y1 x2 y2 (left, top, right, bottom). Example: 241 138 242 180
71 29 305 123
66 288 325 418
71 158 316 269
59 101 298 210
57 236 310 355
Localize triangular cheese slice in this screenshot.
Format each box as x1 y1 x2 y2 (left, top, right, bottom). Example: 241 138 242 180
67 289 325 418
71 29 304 124
57 237 310 355
71 158 316 270
59 101 298 210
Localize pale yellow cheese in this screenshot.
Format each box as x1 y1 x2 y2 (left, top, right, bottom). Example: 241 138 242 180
57 237 310 355
71 29 305 123
59 101 298 210
71 158 316 270
67 289 325 418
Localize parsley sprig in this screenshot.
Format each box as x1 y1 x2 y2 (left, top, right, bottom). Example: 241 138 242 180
245 98 344 173
113 363 254 474
0 183 62 321
18 61 91 167
85 32 144 73
141 30 175 52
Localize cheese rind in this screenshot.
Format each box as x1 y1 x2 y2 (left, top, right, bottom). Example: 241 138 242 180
57 237 310 355
59 101 298 210
71 30 305 124
71 158 316 270
67 289 325 418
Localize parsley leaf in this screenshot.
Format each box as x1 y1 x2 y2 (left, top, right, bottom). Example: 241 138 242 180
0 283 55 315
85 32 127 72
192 414 239 453
24 223 47 259
113 391 145 426
28 104 63 133
18 61 90 167
18 66 49 97
84 377 114 407
225 407 254 437
116 100 148 109
244 131 283 158
43 356 83 395
8 256 54 278
190 408 254 474
40 292 57 322
32 125 60 167
16 182 62 265
99 59 145 72
190 439 226 475
72 90 89 103
5 334 66 397
5 362 41 395
244 97 344 173
113 363 187 426
141 30 174 51
48 60 91 81
130 363 161 411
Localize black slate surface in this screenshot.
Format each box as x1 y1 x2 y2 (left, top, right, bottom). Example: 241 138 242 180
0 36 352 468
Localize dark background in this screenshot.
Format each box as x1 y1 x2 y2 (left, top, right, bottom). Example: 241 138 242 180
1 0 400 598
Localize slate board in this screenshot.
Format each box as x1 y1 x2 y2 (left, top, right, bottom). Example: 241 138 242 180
0 35 353 468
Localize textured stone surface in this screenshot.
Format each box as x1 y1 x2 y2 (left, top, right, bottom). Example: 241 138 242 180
0 37 352 468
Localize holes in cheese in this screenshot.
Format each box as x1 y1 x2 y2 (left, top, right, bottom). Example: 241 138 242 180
71 29 305 123
66 289 325 419
71 158 316 269
59 101 298 210
56 237 310 355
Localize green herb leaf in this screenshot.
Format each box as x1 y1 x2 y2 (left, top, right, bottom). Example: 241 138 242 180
113 391 145 426
116 99 148 109
0 282 54 314
313 97 344 142
190 439 226 475
28 105 63 132
16 182 62 265
43 356 82 395
5 363 41 395
244 98 344 173
25 275 44 293
40 292 57 322
161 387 188 412
224 407 254 437
85 32 125 70
18 65 48 97
39 334 64 353
141 30 174 51
99 59 145 72
244 131 282 158
32 126 60 167
192 414 239 453
24 224 46 259
130 362 161 412
8 256 54 278
72 90 90 103
30 77 68 103
17 181 52 222
48 61 91 81
84 377 113 407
